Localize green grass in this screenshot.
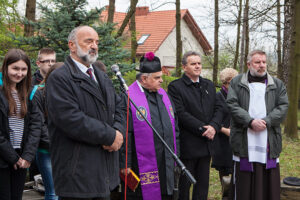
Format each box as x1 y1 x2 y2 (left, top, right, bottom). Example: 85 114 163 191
207 132 300 200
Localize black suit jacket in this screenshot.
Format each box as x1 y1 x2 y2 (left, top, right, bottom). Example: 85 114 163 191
168 73 223 159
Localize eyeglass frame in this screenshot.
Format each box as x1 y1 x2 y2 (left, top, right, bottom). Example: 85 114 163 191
39 59 56 64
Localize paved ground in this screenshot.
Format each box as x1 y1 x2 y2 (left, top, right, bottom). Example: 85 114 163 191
22 189 44 200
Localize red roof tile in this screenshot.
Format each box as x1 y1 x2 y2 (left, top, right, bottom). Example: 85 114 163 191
100 7 212 55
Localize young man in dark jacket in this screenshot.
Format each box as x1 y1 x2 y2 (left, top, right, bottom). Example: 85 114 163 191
168 51 223 200
46 26 125 200
32 48 56 85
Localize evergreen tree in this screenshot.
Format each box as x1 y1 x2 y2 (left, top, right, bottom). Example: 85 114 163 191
16 0 132 82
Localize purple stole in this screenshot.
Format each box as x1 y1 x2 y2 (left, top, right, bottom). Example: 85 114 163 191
128 81 177 200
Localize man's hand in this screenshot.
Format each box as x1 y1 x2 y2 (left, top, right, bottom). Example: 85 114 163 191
202 125 216 140
19 158 31 168
120 168 131 175
251 119 266 132
13 158 22 170
221 127 230 137
103 130 123 152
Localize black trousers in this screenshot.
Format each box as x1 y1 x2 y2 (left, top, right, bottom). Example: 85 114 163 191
0 166 27 200
179 156 211 200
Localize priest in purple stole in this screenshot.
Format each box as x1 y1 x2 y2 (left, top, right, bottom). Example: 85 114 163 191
227 50 288 200
120 52 180 200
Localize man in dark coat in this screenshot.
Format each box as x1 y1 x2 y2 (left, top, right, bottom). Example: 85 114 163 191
120 52 180 200
46 26 125 200
168 51 223 200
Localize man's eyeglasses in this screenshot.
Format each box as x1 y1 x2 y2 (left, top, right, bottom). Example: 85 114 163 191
39 59 56 64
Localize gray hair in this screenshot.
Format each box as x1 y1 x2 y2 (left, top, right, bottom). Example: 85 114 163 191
219 68 238 84
68 26 94 42
247 50 267 63
182 51 201 66
136 72 151 81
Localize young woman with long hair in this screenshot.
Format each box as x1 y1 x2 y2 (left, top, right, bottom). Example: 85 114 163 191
0 49 40 200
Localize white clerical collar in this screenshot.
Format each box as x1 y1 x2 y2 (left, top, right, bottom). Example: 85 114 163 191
71 57 94 76
136 80 145 92
191 77 200 83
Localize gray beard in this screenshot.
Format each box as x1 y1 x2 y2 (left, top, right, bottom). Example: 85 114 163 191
249 68 267 77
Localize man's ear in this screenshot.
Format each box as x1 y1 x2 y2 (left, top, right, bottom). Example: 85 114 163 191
140 75 148 84
247 62 251 70
36 60 41 68
69 41 76 53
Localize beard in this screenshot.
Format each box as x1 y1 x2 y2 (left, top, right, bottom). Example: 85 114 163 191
249 66 267 77
76 43 98 64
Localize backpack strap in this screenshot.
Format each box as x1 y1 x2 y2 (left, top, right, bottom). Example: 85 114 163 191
30 84 45 101
0 72 3 86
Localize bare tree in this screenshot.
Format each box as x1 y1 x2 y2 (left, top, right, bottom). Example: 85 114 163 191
107 0 115 23
243 0 250 72
130 5 137 64
239 13 245 72
115 0 138 38
233 0 242 70
276 0 283 80
213 0 219 84
282 0 293 85
175 0 182 77
24 0 36 36
284 0 299 139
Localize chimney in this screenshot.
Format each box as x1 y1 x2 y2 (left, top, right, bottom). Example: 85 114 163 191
135 7 149 16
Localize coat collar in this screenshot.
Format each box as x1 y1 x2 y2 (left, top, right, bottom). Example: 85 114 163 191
240 71 276 91
64 56 108 106
182 73 206 87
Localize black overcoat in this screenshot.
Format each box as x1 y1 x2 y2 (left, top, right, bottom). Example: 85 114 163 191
168 74 223 159
46 56 126 198
211 89 233 172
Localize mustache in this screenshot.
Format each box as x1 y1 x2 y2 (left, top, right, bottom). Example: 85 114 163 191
89 49 97 54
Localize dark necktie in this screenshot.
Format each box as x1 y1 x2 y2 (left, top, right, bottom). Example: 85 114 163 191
86 68 95 81
193 82 200 88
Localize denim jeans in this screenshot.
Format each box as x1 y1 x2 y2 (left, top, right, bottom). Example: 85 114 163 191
36 150 58 200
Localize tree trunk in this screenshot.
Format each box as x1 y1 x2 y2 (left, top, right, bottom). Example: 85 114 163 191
277 0 283 81
130 9 137 64
284 0 299 139
282 0 293 86
115 0 138 38
175 0 182 77
107 0 115 23
234 0 243 70
243 0 250 72
239 11 245 72
213 0 219 84
24 0 36 36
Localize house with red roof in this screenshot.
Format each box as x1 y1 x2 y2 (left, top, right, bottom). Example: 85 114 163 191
100 6 212 73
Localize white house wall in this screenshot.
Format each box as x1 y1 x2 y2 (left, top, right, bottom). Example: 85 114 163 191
155 19 205 67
